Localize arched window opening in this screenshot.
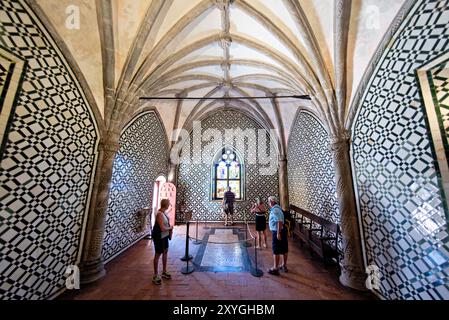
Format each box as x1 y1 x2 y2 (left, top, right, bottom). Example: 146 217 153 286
212 147 243 200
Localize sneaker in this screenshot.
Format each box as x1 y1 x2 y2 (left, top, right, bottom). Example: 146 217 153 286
280 265 289 273
268 268 280 276
152 275 162 285
161 271 172 280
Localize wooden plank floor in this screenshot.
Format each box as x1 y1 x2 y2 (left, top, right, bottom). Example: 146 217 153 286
59 223 376 300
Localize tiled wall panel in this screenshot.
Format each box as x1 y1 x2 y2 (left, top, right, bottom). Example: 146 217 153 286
0 0 98 300
177 110 279 222
288 111 339 223
352 0 449 300
102 111 168 262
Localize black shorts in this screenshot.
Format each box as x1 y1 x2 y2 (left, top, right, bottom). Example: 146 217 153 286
272 228 288 255
224 205 234 215
255 214 266 231
153 236 169 254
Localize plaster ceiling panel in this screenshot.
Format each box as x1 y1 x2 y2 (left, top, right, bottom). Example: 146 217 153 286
182 65 224 78
248 0 307 51
234 77 294 92
148 8 222 73
229 64 273 78
163 79 216 92
347 0 406 108
255 99 278 127
146 43 223 81
36 0 104 117
153 100 176 141
135 0 209 73
112 0 152 89
229 7 299 65
153 0 204 46
298 0 334 79
232 84 266 98
176 86 227 129
229 42 289 74
279 101 301 141
188 86 224 98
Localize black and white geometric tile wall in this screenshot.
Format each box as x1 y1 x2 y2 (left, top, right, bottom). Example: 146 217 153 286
0 0 99 299
352 0 449 300
287 111 339 223
177 110 279 223
102 111 169 262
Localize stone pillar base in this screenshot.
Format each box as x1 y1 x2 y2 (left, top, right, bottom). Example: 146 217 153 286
79 259 106 284
339 266 367 291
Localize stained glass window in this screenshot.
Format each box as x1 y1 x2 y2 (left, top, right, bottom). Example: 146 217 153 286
212 148 243 200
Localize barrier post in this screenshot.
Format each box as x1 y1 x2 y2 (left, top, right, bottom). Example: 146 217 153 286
251 237 263 277
180 211 193 261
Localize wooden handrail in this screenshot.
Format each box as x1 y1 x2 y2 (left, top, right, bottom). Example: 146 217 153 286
289 205 339 234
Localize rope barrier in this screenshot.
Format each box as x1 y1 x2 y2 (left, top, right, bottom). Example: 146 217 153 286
179 217 264 278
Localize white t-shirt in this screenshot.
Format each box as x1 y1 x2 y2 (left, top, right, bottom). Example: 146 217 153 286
157 210 170 239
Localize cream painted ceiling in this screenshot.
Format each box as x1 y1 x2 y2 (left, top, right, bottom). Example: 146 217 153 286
37 0 405 147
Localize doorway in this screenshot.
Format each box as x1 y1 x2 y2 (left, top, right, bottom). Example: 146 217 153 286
151 175 167 228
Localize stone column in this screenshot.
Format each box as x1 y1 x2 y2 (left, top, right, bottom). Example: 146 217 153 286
167 161 178 185
278 156 290 212
330 132 366 291
79 131 120 284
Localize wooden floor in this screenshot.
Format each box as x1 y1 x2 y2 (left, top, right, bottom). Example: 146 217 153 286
59 223 375 300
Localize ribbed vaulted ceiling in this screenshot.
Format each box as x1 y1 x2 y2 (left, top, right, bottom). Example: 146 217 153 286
37 0 405 150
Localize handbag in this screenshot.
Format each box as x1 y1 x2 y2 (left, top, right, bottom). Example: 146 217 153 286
151 221 161 240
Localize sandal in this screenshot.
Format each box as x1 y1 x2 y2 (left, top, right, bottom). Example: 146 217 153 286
280 265 289 273
162 271 172 280
152 275 162 285
268 268 280 276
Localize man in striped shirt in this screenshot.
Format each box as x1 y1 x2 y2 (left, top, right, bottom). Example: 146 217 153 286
222 187 235 226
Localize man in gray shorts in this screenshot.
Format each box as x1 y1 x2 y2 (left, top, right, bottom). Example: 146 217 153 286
222 187 235 226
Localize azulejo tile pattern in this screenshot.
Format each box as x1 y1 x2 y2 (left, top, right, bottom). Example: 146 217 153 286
177 110 279 223
287 111 339 223
102 111 169 262
0 0 98 300
352 0 449 300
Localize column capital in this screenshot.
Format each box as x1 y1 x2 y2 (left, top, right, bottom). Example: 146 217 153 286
330 130 351 144
278 155 288 162
329 130 351 153
99 131 120 152
176 91 188 99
